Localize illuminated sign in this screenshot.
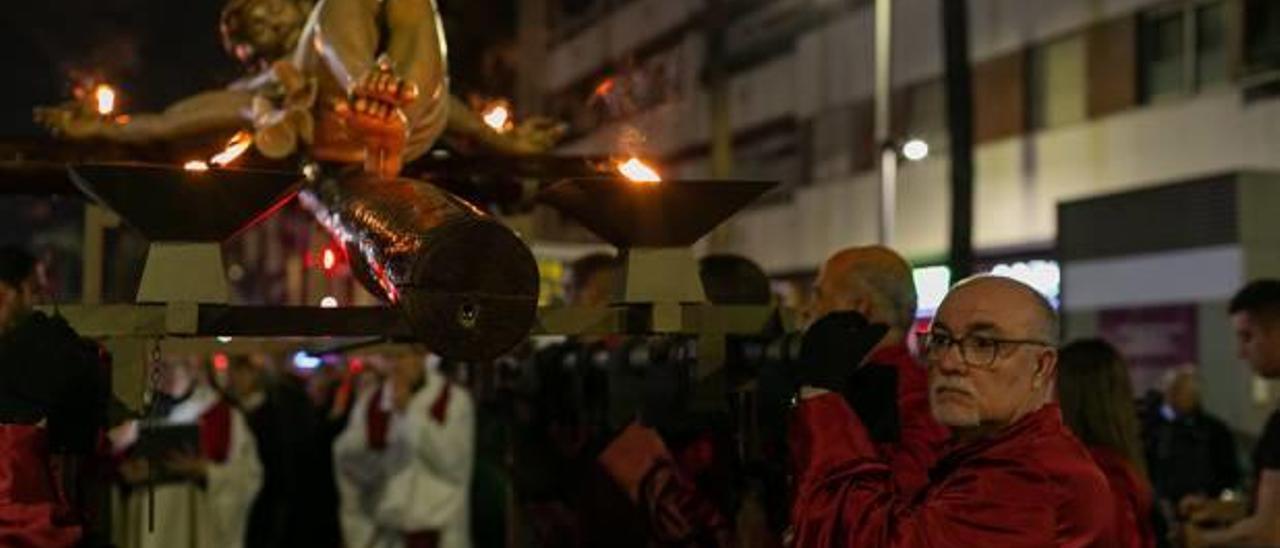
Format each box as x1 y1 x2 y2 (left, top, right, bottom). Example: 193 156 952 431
913 260 1060 318
990 260 1061 308
914 266 951 318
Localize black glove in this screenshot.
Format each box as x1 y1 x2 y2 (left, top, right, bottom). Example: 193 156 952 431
842 363 900 443
797 311 889 393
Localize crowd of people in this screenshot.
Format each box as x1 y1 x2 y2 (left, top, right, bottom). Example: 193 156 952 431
5 239 1280 547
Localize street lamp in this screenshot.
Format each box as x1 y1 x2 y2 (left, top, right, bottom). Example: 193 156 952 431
875 0 893 245
902 138 930 162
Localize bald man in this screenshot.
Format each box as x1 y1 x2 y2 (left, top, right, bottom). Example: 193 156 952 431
807 246 947 495
789 276 1117 546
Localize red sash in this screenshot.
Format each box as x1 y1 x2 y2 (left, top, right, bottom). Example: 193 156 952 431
199 399 234 463
429 381 451 424
366 380 453 450
0 425 82 547
366 386 390 450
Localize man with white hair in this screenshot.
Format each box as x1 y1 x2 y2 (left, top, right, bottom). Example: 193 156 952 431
789 276 1117 546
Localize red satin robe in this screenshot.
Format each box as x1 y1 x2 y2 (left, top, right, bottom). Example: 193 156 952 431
867 345 949 496
790 393 1117 547
1089 447 1155 548
0 425 82 547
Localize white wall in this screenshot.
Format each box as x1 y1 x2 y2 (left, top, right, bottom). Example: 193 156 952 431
716 91 1280 272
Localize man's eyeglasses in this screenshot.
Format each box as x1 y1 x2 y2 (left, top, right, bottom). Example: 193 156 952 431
920 332 1054 369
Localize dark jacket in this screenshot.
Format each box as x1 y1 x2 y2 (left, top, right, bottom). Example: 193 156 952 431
1144 407 1241 504
0 311 106 454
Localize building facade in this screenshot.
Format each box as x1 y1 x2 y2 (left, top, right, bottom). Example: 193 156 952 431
518 0 1280 434
522 0 1280 271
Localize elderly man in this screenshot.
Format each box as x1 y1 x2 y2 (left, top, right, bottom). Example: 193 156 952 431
790 275 1116 546
807 246 948 495
1146 369 1240 513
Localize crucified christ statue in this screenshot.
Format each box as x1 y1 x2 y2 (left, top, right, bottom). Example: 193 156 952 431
36 0 561 178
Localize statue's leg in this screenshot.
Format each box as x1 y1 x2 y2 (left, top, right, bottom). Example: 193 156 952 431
384 0 449 157
314 0 384 90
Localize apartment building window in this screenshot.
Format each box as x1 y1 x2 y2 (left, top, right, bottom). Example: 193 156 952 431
903 79 947 143
1245 0 1280 73
737 129 802 188
1028 34 1088 130
1196 2 1228 86
1140 8 1186 101
1138 1 1228 103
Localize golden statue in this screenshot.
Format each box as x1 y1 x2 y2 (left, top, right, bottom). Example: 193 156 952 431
35 0 562 178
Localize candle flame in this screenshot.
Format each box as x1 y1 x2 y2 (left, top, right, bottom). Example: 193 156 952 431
617 157 661 183
482 103 512 133
210 131 254 167
94 84 116 116
184 160 210 172
594 78 616 98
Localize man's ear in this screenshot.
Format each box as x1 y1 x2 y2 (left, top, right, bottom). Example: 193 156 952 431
1032 349 1058 389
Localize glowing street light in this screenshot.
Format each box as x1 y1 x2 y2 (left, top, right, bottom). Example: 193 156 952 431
902 138 929 162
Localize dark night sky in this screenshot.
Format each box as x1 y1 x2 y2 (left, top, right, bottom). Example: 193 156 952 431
0 0 516 138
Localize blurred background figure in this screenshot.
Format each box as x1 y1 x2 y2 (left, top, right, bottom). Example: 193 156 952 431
225 355 337 548
112 358 261 548
1057 339 1157 548
1144 369 1241 516
509 252 633 548
334 352 475 548
561 253 617 309
697 253 782 548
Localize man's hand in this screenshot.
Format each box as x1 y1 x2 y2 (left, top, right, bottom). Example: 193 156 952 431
1180 522 1206 548
165 451 210 482
118 458 150 485
1190 499 1248 527
1179 494 1210 518
796 311 889 394
335 57 419 179
107 420 140 454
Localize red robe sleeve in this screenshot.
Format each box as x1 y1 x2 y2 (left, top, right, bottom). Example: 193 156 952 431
790 393 1058 548
599 422 732 547
874 349 948 496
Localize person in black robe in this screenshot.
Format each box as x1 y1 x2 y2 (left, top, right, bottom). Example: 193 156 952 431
225 355 338 547
0 244 108 545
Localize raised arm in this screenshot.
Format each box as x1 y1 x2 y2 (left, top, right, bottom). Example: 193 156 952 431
790 393 1058 547
1196 470 1280 546
36 89 254 143
443 95 566 156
